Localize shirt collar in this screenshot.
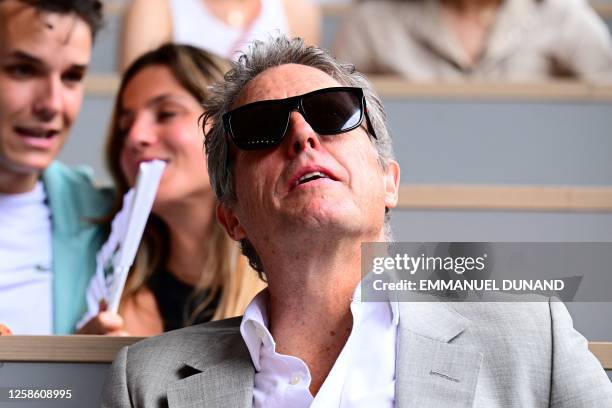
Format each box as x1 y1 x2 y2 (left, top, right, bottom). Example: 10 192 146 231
239 281 400 371
352 279 400 327
239 289 273 371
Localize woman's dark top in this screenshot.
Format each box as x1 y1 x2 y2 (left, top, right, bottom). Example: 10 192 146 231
147 268 220 332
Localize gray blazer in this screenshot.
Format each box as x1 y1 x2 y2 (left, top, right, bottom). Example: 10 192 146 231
101 299 612 407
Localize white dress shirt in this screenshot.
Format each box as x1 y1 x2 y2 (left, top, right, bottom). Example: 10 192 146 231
240 285 399 408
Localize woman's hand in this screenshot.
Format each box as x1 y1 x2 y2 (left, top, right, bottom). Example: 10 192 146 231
77 301 130 336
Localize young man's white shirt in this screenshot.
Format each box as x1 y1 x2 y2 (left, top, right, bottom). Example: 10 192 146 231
0 182 53 334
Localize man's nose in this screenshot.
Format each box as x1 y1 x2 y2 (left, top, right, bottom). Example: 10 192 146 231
33 76 63 122
284 111 321 156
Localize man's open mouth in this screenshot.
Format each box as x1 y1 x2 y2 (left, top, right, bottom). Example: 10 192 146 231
289 166 341 191
296 171 330 186
15 127 59 139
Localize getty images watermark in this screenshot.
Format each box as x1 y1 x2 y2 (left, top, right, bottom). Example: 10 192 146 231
360 243 612 302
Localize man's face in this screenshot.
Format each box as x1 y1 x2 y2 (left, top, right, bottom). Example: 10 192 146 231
218 64 400 248
0 1 91 189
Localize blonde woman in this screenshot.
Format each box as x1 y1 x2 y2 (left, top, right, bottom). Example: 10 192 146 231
79 44 264 335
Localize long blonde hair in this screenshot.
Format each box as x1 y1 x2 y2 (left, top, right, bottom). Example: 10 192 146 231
105 44 264 323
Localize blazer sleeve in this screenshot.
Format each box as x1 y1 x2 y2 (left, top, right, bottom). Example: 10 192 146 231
101 346 133 408
549 299 612 407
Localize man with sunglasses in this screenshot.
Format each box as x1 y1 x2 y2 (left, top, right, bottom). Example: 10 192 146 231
0 0 110 334
102 37 612 407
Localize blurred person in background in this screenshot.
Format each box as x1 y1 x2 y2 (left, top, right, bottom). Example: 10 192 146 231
0 0 109 335
78 44 265 336
333 0 612 81
119 0 321 71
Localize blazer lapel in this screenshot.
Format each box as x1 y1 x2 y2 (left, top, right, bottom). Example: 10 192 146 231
166 333 255 408
395 302 483 408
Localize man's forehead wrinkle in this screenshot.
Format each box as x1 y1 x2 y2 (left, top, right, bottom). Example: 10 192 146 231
1 2 82 48
235 69 289 106
234 64 341 107
237 79 287 106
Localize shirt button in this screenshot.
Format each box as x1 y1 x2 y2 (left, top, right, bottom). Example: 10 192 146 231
289 375 301 385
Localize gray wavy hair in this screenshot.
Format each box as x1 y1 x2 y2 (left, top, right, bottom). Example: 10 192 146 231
202 36 395 277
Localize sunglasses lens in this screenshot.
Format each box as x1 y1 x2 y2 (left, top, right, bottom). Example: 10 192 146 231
302 90 363 135
229 103 289 150
226 88 368 151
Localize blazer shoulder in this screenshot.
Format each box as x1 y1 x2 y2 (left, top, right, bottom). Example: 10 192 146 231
129 316 243 350
124 317 244 364
441 298 556 361
104 317 249 407
447 294 554 332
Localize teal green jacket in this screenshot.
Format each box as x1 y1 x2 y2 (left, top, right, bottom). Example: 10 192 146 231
42 161 114 334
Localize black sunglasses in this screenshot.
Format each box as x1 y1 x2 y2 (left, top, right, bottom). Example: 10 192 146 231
223 86 377 151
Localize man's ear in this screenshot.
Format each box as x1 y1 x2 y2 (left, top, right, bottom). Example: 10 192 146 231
216 202 247 241
383 160 400 209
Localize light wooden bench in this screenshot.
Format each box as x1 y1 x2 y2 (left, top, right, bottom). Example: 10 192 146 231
0 336 610 367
